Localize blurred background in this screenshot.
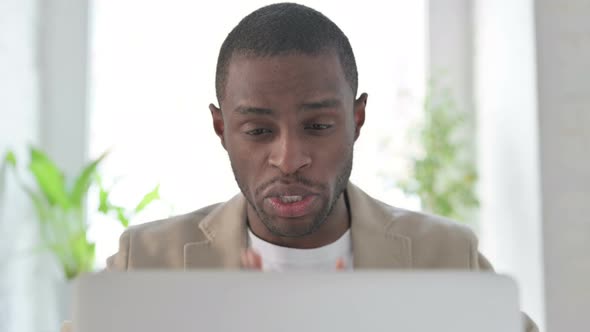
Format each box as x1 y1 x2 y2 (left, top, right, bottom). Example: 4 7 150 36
1 0 589 331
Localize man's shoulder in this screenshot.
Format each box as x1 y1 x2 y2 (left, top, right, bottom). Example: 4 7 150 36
351 184 477 246
128 203 221 236
387 206 478 268
107 203 224 270
348 184 475 241
386 205 476 243
357 189 478 268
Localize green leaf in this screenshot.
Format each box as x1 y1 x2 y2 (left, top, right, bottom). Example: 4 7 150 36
402 80 479 223
98 186 110 214
70 151 108 207
4 151 17 168
134 184 160 214
23 185 50 221
64 234 96 280
116 207 130 228
28 147 70 209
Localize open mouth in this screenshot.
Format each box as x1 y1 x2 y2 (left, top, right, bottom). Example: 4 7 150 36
279 195 303 203
266 194 318 218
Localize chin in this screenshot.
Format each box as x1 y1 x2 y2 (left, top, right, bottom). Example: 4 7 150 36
260 210 328 238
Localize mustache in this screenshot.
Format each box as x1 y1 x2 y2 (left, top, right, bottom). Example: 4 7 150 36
255 174 326 197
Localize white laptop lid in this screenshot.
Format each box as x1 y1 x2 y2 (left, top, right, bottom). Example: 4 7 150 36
72 271 522 332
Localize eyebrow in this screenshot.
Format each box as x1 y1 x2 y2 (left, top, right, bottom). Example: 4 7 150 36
233 106 274 115
232 98 341 116
300 98 341 111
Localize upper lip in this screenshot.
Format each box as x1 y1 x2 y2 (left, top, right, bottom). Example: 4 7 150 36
263 184 318 198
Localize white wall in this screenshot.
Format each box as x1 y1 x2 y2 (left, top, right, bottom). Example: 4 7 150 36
473 0 545 330
0 0 90 331
429 7 546 328
428 0 474 116
0 1 40 332
38 0 90 176
535 1 590 331
475 0 590 331
427 0 479 233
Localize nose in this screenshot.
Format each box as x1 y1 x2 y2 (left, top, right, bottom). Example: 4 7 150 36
268 131 311 175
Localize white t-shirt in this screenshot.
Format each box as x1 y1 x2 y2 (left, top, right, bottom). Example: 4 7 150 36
247 228 354 271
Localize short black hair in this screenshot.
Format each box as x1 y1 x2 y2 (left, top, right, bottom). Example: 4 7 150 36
215 2 358 104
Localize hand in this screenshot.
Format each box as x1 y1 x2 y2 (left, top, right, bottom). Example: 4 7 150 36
240 249 347 270
241 248 263 270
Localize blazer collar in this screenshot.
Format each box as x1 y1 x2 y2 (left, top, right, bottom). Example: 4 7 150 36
347 182 412 269
184 182 412 269
184 193 247 269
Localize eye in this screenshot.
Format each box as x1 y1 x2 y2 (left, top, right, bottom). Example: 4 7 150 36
245 128 272 136
305 123 333 130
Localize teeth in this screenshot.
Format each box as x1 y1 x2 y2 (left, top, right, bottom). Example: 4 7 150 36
280 195 303 203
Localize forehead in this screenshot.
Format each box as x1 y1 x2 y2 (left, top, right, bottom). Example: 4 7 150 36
222 52 352 108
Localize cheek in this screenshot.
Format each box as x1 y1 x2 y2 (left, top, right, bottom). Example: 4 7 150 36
227 140 266 176
311 136 354 171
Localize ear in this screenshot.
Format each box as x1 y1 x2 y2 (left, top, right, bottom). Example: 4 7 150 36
209 103 226 149
353 93 367 141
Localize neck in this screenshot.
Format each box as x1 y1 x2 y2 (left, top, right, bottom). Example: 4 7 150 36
248 193 350 249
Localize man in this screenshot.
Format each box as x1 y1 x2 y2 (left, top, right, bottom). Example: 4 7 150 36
64 2 538 332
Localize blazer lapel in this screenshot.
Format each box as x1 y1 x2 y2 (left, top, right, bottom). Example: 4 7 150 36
347 183 413 269
184 193 248 269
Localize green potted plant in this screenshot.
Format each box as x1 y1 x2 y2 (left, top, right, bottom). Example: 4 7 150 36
1 147 160 280
398 82 479 223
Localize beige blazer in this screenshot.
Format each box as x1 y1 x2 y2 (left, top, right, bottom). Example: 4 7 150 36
63 183 538 332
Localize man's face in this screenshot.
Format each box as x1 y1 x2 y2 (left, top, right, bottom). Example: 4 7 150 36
210 52 366 238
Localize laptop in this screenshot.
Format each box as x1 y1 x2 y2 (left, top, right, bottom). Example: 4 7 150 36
71 271 522 332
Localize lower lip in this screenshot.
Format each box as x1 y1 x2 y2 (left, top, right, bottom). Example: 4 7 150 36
266 195 318 218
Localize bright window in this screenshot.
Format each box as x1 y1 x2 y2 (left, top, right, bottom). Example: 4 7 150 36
89 0 426 267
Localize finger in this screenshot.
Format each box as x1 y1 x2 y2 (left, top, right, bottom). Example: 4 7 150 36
241 249 263 270
240 250 249 268
335 258 346 271
241 250 255 269
250 250 263 270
